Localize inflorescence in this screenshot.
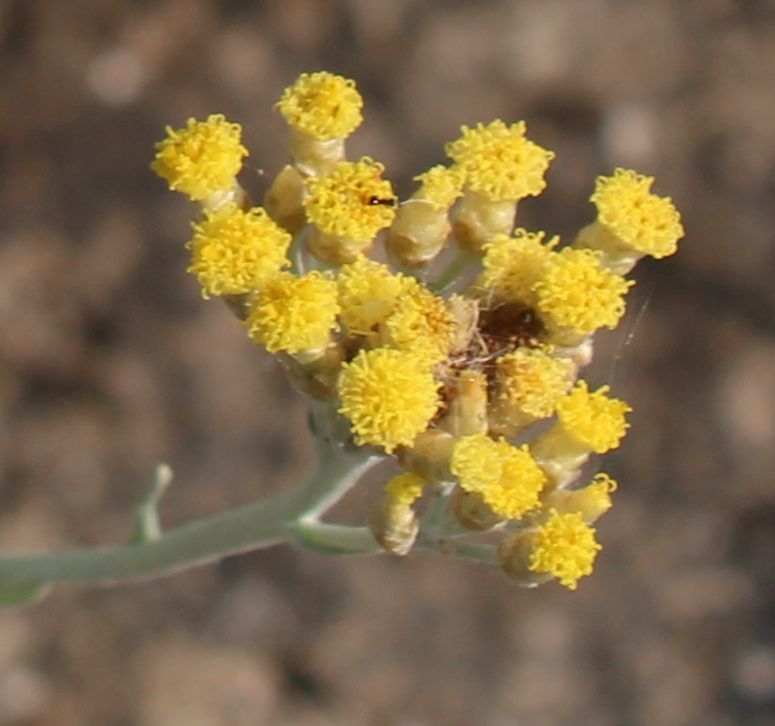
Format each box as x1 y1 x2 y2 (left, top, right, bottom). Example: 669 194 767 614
153 71 683 590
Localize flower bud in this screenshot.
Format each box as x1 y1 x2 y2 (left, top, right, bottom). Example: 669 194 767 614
369 473 425 556
451 488 504 532
264 164 307 233
438 369 488 437
397 429 455 483
387 199 451 267
278 343 345 399
497 530 552 587
539 473 616 524
452 193 516 253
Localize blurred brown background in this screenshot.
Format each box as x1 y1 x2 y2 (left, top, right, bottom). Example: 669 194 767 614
1 1 774 724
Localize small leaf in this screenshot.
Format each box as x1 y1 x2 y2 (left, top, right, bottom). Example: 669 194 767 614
131 463 173 544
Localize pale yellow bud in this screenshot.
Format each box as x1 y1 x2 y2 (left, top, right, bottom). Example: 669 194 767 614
277 343 345 399
438 369 488 437
307 228 373 264
575 221 640 275
397 429 455 484
452 192 516 253
447 295 479 353
497 530 552 587
369 473 425 556
387 200 451 267
451 488 505 532
487 402 539 438
540 473 616 524
369 499 419 556
263 165 307 233
289 130 346 177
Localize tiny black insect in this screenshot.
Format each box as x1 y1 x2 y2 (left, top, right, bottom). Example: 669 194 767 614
367 196 397 207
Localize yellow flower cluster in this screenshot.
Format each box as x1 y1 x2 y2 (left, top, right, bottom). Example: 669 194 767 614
451 434 546 519
336 257 410 336
480 229 559 304
554 381 631 454
381 283 456 366
590 168 684 259
528 510 602 590
338 349 441 453
445 120 555 202
385 472 426 506
152 70 684 590
246 271 340 355
187 205 290 297
152 115 247 201
413 166 466 210
276 71 363 141
304 158 396 255
480 233 632 344
494 347 573 419
535 248 633 341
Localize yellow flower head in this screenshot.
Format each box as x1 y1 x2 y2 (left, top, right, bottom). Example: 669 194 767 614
304 158 396 242
276 71 363 140
385 472 426 506
187 204 291 297
337 256 411 335
451 434 503 492
445 120 555 202
480 229 559 304
534 248 634 336
412 165 466 209
382 283 456 366
338 348 441 453
451 434 546 519
152 115 247 201
495 347 573 418
528 509 601 590
247 271 339 354
556 381 631 454
592 168 684 258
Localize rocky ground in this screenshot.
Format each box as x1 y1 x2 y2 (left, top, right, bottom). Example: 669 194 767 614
1 1 774 724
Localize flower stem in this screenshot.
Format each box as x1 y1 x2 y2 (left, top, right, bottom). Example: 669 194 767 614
417 535 500 567
291 521 381 555
0 442 381 593
0 487 297 588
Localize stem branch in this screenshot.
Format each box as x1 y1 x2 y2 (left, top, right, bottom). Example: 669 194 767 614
0 444 381 592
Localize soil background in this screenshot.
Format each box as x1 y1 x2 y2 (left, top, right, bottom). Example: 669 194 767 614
1 1 774 725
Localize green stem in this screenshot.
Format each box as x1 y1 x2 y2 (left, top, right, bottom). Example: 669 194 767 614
301 402 383 517
0 445 380 590
416 536 500 567
0 487 297 588
292 522 381 555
